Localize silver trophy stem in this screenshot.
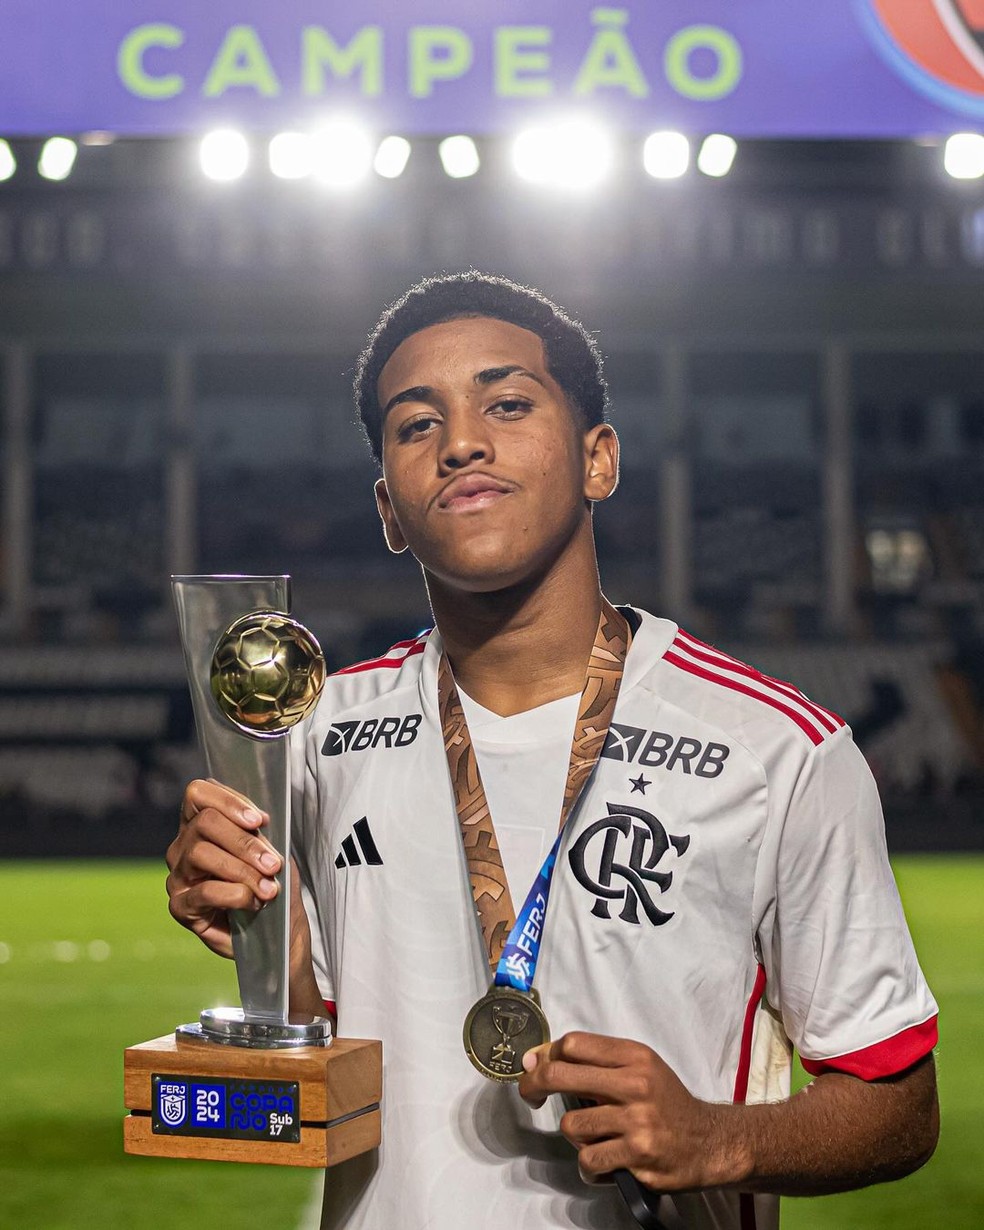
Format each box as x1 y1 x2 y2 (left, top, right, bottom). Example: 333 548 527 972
172 575 293 1025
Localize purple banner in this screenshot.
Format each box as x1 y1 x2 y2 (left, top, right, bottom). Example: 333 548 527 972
2 1 984 136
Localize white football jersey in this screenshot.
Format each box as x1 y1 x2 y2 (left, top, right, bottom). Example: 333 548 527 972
291 608 938 1230
456 686 580 897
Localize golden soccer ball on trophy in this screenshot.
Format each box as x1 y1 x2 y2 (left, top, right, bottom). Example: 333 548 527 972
210 611 326 738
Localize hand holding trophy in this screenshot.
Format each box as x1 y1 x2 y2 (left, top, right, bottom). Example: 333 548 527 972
123 576 381 1167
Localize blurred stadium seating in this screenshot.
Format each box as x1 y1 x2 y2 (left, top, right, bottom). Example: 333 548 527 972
1 140 983 855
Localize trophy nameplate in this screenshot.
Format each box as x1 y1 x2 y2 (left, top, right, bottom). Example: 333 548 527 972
123 576 381 1167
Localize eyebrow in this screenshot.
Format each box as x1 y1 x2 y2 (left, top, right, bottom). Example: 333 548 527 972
382 385 431 418
381 365 546 419
474 364 546 388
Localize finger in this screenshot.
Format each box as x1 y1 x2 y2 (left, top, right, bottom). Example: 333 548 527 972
519 1058 639 1107
522 1041 552 1070
560 1103 625 1146
189 807 283 877
516 1041 553 1106
578 1138 644 1183
178 840 281 904
577 1157 617 1188
204 776 272 819
548 1031 651 1070
170 877 270 928
182 778 268 828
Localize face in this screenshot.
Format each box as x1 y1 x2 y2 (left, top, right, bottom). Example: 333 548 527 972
374 315 618 593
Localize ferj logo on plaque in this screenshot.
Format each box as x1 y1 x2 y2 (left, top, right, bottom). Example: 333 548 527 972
158 1082 187 1128
122 576 382 1168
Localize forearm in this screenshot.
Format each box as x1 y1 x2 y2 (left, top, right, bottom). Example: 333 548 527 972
287 868 330 1019
288 955 328 1018
702 1055 939 1196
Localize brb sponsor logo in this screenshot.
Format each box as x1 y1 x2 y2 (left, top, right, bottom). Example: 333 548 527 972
861 0 984 110
600 723 730 779
321 713 422 756
569 803 690 927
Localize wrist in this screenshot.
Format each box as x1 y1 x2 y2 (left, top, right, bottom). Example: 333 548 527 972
697 1103 756 1190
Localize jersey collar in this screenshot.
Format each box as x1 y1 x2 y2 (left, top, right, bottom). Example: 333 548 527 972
417 605 679 726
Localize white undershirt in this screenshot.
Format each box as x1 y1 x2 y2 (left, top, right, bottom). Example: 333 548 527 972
457 688 580 902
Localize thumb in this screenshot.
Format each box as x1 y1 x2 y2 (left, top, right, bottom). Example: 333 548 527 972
522 1041 551 1073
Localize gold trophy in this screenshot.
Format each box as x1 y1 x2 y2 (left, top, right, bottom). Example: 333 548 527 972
123 576 381 1167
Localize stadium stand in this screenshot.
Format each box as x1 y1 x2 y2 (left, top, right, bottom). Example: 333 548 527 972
732 642 972 793
0 645 197 854
694 507 820 595
953 507 984 580
1 213 983 855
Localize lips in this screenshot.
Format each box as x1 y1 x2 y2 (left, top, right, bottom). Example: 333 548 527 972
437 473 516 511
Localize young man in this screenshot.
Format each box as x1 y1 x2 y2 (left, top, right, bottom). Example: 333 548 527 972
166 273 939 1230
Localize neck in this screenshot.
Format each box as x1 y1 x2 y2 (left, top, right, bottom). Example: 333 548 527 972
427 529 604 716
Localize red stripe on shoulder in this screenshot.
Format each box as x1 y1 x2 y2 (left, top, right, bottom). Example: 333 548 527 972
675 630 845 733
664 649 826 746
676 631 843 731
333 633 430 677
379 637 425 653
800 1016 938 1081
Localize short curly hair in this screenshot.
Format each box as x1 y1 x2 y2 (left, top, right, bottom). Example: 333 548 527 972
354 271 608 462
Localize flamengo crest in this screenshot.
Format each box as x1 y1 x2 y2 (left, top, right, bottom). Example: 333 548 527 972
568 803 690 926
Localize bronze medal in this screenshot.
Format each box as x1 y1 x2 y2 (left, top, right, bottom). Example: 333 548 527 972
463 986 550 1083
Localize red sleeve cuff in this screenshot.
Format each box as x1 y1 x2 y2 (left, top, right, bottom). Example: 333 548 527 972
324 999 337 1020
800 1015 938 1080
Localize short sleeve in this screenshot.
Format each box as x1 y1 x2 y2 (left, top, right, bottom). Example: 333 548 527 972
761 728 937 1079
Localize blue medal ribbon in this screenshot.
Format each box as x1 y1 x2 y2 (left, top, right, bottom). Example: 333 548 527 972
493 831 564 993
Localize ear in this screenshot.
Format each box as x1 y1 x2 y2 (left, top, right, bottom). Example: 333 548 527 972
583 423 619 502
374 478 408 554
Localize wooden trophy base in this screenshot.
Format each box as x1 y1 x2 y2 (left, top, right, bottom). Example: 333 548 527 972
124 1031 381 1167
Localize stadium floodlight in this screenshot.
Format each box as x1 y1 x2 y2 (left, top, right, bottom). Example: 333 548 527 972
439 135 481 179
511 120 614 191
38 137 78 182
199 129 249 182
269 132 312 180
374 135 412 179
0 140 16 182
80 131 115 147
310 120 374 188
643 131 690 180
944 132 984 180
697 134 737 178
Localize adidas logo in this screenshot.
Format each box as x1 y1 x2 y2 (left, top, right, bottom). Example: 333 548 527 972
334 817 383 869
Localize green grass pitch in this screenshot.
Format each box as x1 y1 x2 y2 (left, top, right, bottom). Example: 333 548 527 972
0 857 980 1228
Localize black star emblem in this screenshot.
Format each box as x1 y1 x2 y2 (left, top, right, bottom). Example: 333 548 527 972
629 774 651 795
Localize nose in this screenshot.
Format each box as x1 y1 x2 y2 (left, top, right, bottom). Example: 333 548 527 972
438 404 494 472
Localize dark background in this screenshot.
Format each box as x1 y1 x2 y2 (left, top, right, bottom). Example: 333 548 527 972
1 136 983 856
